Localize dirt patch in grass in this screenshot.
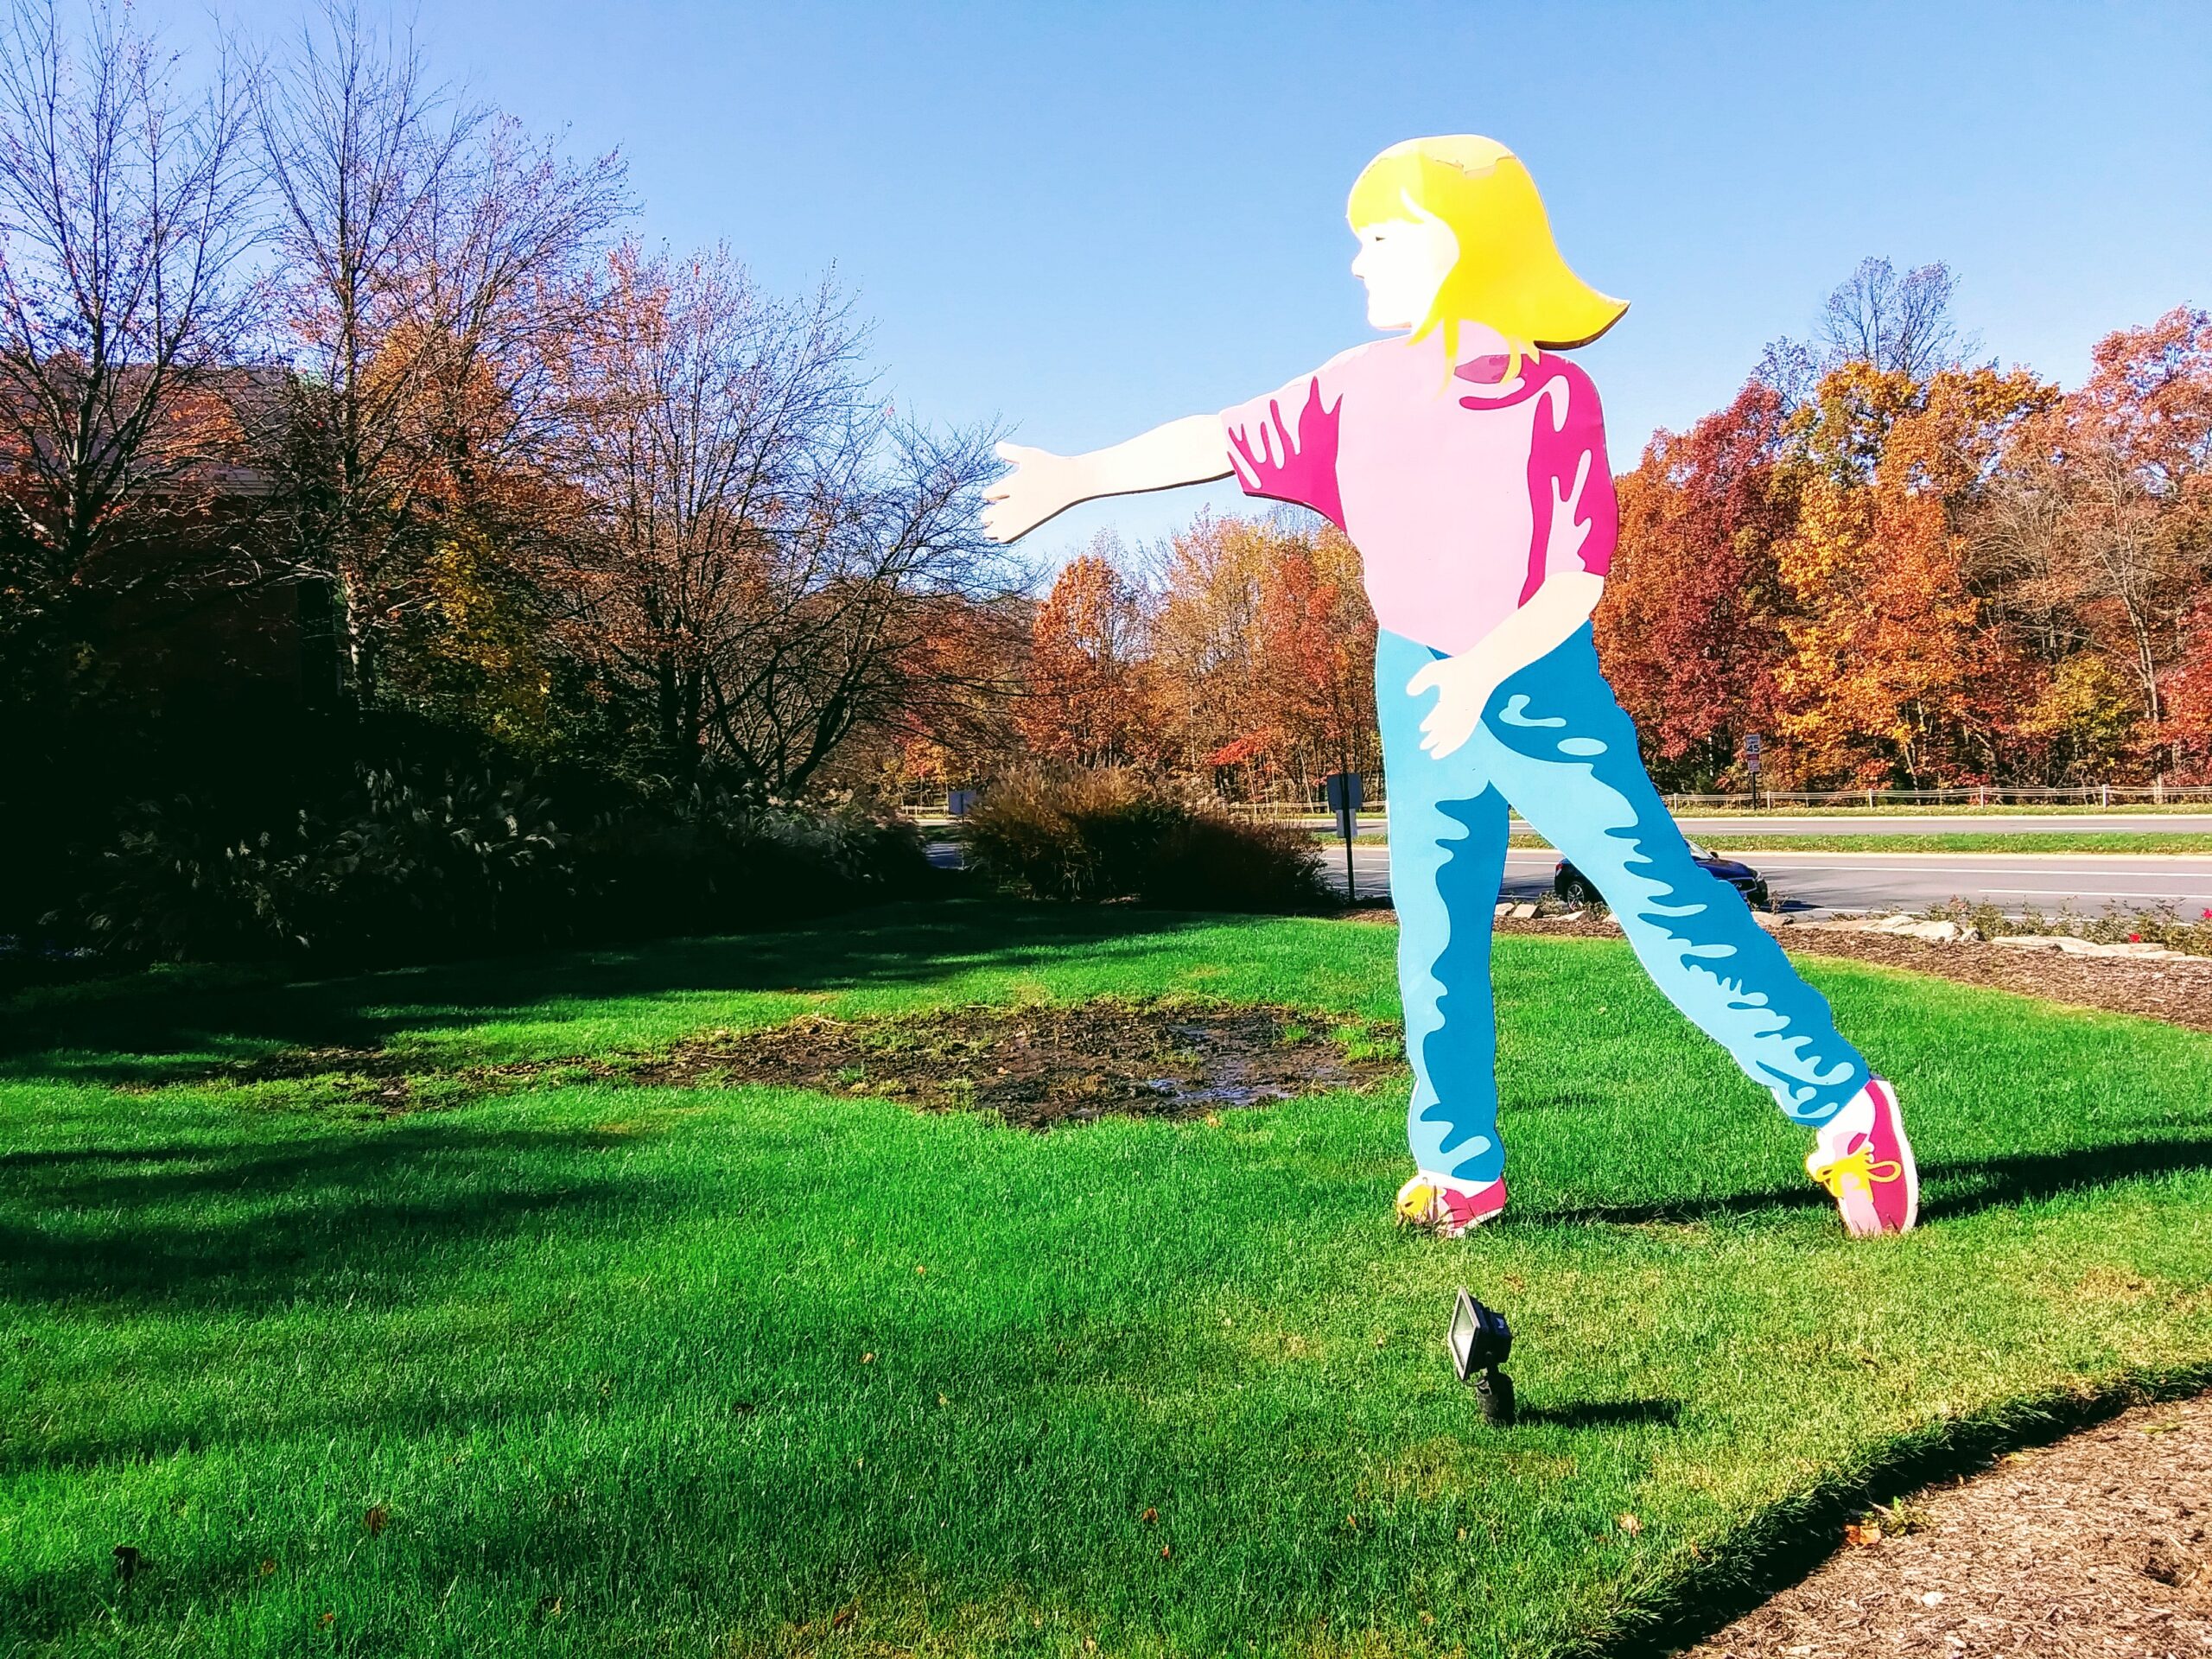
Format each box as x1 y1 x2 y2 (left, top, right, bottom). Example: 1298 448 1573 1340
228 999 1404 1129
1677 1391 2212 1658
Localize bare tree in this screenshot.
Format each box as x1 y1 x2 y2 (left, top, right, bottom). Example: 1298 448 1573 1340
549 242 1014 792
1817 257 1976 380
250 0 626 702
0 0 262 685
1757 257 1980 408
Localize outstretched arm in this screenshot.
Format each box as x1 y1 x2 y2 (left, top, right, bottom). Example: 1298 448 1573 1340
981 415 1231 544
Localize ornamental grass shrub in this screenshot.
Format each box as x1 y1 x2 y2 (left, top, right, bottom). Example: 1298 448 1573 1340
963 766 1329 911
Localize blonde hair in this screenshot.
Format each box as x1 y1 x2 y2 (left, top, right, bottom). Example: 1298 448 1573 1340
1346 136 1626 378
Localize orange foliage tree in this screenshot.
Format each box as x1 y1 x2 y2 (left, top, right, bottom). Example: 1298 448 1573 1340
1144 512 1374 798
1021 547 1156 766
1769 362 2054 787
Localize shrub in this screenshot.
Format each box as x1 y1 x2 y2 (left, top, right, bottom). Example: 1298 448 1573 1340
963 767 1329 911
63 766 933 963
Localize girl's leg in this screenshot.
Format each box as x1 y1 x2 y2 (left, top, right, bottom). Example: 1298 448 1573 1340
1478 626 1869 1128
1377 630 1514 1184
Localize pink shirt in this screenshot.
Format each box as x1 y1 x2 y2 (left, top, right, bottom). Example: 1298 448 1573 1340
1219 329 1618 656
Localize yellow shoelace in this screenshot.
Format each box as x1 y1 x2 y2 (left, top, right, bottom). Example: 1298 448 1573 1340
1395 1181 1439 1224
1809 1146 1903 1198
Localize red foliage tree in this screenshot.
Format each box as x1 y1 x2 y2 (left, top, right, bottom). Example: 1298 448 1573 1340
1596 384 1794 791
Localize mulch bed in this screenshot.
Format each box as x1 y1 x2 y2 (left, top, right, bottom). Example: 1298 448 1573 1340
1678 1393 2212 1658
1748 925 2212 1036
1338 908 2212 1034
228 999 1402 1129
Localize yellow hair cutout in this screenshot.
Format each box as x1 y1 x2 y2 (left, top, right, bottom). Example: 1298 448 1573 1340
1347 136 1627 379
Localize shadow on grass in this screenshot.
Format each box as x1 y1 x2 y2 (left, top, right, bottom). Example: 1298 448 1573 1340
1590 1364 2212 1659
0 901 1231 1089
1919 1136 2212 1219
1516 1398 1682 1429
0 1122 646 1313
1535 1136 2212 1229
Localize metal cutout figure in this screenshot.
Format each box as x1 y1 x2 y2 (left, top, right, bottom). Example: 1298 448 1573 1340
983 137 1917 1239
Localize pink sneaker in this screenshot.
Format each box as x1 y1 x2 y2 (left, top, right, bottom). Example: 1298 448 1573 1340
1807 1078 1918 1236
1395 1172 1508 1236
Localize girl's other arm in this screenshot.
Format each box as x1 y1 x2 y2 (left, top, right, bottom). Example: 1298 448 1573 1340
1408 366 1618 758
981 416 1231 544
1408 570 1603 757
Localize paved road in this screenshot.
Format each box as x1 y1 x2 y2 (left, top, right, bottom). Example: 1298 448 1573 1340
1328 843 2212 919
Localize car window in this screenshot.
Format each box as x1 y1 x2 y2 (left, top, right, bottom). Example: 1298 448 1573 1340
1686 840 1713 860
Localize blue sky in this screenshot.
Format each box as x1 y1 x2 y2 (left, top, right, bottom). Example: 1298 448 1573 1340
164 1 2211 564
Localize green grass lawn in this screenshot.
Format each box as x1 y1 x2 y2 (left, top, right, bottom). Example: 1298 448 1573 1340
4 902 2210 1657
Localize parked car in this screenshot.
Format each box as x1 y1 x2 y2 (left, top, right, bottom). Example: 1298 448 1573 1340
1552 841 1770 909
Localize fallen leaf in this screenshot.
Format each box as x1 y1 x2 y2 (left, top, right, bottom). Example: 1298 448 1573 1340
1344 1514 1358 1531
861 1352 874 1364
830 1604 858 1630
1843 1522 1884 1548
1141 1507 1158 1524
1617 1513 1643 1535
320 1612 335 1627
1159 1545 1172 1560
914 1264 927 1275
1456 1527 1469 1542
363 1505 389 1536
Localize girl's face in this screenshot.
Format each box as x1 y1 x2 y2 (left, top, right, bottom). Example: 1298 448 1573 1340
1351 210 1458 332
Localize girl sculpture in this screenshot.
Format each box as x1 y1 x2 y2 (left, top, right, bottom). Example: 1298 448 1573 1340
982 136 1917 1239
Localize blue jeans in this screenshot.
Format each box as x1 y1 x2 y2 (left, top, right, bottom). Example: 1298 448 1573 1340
1379 624 1869 1185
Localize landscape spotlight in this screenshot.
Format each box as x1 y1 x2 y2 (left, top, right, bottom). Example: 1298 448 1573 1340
1447 1288 1516 1426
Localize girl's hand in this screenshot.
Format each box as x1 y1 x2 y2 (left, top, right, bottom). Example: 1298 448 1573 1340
982 442 1083 543
1407 652 1501 760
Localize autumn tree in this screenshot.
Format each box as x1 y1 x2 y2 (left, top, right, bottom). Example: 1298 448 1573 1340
1253 527 1376 785
1770 360 2052 786
2170 601 2212 782
1021 541 1154 766
1597 383 1794 790
548 241 1008 792
249 1 627 706
0 0 262 701
853 589 1030 791
1971 308 2212 769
